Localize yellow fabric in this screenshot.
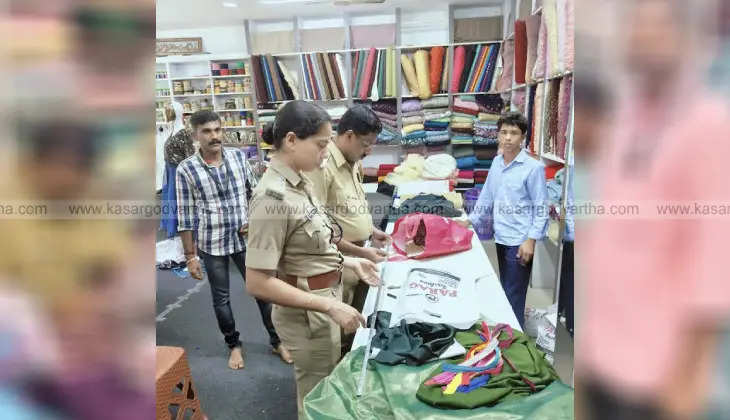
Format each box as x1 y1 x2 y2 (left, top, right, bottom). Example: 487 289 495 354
400 54 420 96
444 373 463 395
414 49 432 100
246 158 343 277
451 122 475 130
402 123 425 135
304 142 373 243
386 47 395 98
478 113 501 122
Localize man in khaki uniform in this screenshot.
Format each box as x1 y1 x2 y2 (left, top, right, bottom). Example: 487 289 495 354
305 106 391 357
306 105 391 313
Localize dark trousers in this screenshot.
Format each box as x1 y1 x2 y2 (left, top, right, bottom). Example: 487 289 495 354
558 241 574 336
495 243 533 328
199 249 280 349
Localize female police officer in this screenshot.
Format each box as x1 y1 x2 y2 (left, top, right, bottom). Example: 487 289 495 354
245 101 379 418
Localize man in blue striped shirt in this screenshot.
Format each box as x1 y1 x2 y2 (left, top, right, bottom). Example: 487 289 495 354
176 111 289 369
468 112 549 328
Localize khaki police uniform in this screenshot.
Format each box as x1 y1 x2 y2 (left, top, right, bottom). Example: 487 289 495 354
246 158 344 419
305 141 373 311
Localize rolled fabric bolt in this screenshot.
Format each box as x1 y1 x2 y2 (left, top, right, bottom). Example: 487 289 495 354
414 49 431 99
400 54 420 96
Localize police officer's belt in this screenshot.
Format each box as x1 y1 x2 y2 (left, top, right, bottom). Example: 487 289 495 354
284 270 341 290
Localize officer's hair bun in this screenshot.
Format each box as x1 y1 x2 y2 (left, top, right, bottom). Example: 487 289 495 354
261 123 275 146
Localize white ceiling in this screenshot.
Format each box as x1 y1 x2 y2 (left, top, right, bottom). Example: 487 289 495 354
156 0 504 31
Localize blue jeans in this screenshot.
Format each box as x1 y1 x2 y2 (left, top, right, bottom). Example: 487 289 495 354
495 243 532 328
199 249 280 349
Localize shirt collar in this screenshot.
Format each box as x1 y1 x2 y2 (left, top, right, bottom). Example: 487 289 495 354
502 148 528 168
269 157 303 187
195 147 227 168
328 141 348 168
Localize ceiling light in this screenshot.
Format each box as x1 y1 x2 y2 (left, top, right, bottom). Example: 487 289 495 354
222 1 239 7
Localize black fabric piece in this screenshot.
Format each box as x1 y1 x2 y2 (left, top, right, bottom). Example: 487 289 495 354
370 318 457 366
475 94 505 114
396 194 462 218
377 181 395 197
525 85 537 149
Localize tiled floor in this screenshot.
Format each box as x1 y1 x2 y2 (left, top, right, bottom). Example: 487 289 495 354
481 240 574 386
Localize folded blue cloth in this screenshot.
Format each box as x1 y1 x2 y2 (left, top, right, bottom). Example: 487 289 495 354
404 130 426 140
457 156 494 169
426 130 449 137
473 136 499 146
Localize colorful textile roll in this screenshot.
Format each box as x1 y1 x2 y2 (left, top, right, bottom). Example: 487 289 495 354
514 20 528 84
414 49 431 99
401 54 420 97
450 46 466 93
430 46 445 94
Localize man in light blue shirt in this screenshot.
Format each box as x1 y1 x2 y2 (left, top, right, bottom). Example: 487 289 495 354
468 112 548 327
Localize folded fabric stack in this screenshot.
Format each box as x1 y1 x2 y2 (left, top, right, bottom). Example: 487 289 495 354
401 99 426 146
451 97 479 146
352 47 396 101
457 170 475 189
473 119 499 147
376 164 398 182
251 55 299 103
400 46 449 100
452 144 475 159
475 169 489 186
457 157 493 170
422 96 451 147
299 52 346 101
371 99 401 144
475 94 505 115
257 108 277 127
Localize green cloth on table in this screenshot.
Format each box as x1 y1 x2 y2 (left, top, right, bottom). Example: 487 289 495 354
416 326 560 409
303 344 573 420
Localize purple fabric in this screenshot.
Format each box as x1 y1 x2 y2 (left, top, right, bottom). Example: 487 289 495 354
402 99 423 112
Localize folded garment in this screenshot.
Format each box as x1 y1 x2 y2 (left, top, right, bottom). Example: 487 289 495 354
451 140 473 146
374 110 397 120
457 156 494 169
403 115 425 125
424 122 450 130
425 136 450 144
454 98 480 111
424 111 452 121
404 130 427 139
372 100 397 114
458 170 474 179
452 114 476 122
451 123 475 130
424 138 451 147
422 96 449 108
402 124 425 135
473 136 499 146
426 117 451 124
474 169 489 177
424 106 450 114
452 146 474 158
426 129 449 136
453 106 480 116
402 110 425 118
402 99 423 112
478 112 501 122
474 120 498 128
363 167 379 177
402 136 425 146
474 147 499 160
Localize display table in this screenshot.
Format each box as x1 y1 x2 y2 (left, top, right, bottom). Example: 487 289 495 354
300 182 575 419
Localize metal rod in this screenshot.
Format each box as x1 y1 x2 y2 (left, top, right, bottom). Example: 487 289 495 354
356 242 391 397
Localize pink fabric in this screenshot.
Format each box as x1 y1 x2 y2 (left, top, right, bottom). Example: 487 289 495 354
450 46 466 93
359 48 377 100
562 0 574 71
532 10 548 80
454 98 479 112
581 82 730 398
525 14 541 82
496 40 514 92
514 20 528 84
556 75 571 158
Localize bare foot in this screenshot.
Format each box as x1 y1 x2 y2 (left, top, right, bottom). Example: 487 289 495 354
228 346 244 370
272 344 293 364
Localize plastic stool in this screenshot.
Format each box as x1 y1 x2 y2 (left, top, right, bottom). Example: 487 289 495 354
156 346 206 420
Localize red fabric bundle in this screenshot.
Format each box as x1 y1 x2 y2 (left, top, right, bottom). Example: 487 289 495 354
430 46 445 94
391 213 473 259
514 20 528 84
450 46 466 93
453 107 479 116
359 48 377 99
